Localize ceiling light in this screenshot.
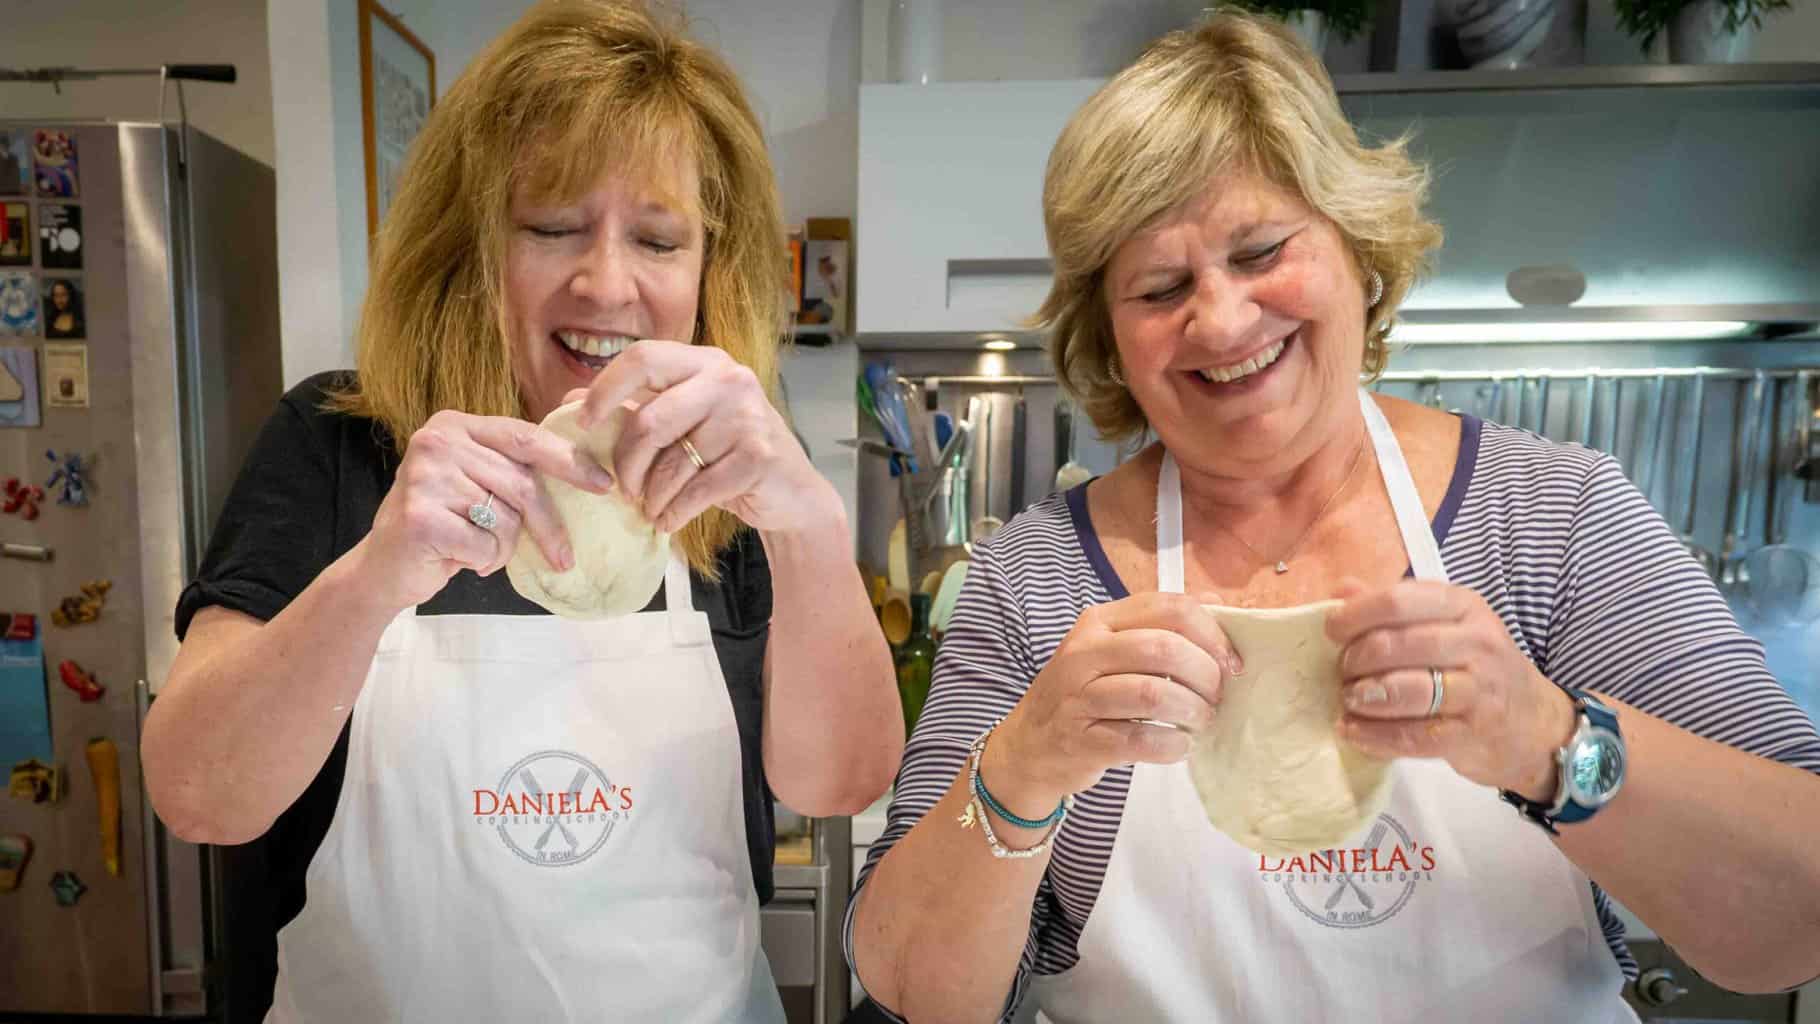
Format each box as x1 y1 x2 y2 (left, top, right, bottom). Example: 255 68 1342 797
1388 321 1751 344
982 339 1017 351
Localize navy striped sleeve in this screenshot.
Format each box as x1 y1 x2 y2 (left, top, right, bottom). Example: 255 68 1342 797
843 536 1044 1023
1548 453 1820 773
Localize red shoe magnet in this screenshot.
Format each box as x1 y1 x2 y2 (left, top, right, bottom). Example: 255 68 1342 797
58 660 104 702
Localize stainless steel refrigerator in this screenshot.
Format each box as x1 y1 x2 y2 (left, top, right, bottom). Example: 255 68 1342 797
0 120 281 1017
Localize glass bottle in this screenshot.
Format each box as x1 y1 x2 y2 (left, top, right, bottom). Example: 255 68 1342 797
895 592 936 737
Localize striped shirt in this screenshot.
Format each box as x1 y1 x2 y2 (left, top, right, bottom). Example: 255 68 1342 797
845 414 1820 1019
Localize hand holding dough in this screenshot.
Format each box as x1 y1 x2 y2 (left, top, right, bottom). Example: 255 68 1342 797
506 401 670 618
1188 600 1393 857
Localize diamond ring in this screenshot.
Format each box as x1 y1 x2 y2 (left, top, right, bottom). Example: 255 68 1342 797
467 493 498 531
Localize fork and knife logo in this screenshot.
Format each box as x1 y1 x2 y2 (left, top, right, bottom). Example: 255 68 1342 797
1272 813 1432 929
483 749 627 867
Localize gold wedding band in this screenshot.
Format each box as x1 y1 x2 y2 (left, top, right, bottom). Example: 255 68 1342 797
680 437 707 471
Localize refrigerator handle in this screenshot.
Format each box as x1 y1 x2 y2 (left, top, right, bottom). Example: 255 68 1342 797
135 679 167 1014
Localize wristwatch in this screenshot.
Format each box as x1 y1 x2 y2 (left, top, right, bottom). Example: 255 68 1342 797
1500 687 1626 834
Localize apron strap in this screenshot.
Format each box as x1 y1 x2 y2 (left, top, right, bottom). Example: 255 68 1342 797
1157 452 1186 595
1356 389 1448 582
665 546 710 646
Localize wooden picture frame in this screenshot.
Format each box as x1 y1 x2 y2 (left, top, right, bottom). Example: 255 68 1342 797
358 0 436 240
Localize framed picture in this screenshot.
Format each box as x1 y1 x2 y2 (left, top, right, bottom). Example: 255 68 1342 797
42 277 83 339
0 272 37 337
358 0 435 241
33 129 78 198
0 130 29 196
0 202 28 267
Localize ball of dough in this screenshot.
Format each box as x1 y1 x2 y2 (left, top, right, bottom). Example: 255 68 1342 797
1188 600 1394 857
505 401 670 619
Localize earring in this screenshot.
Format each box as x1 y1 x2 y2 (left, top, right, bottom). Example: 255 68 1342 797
1367 269 1384 308
1107 355 1126 387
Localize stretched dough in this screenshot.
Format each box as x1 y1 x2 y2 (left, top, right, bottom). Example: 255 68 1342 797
1188 600 1394 857
505 401 669 619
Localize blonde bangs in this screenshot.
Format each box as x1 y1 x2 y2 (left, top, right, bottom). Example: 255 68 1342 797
1035 9 1442 442
330 0 790 578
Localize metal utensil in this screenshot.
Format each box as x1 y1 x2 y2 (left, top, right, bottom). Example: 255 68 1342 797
1677 376 1718 579
1419 377 1443 411
1579 373 1599 449
1744 375 1820 625
1635 375 1667 502
1007 394 1028 515
1720 373 1767 593
1605 378 1624 461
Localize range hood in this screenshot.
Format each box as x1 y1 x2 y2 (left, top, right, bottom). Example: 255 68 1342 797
854 65 1820 349
1341 65 1820 335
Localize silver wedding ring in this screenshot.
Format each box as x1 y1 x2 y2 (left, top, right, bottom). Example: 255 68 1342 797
1127 674 1185 731
1426 667 1446 718
680 436 708 471
467 493 498 531
1128 718 1185 732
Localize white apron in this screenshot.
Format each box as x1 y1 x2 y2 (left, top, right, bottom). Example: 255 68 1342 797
267 553 785 1023
1028 391 1635 1023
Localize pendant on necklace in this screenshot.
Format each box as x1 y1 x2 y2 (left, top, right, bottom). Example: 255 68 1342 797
1274 561 1290 574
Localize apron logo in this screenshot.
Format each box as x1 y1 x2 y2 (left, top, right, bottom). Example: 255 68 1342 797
470 749 633 867
1255 813 1436 929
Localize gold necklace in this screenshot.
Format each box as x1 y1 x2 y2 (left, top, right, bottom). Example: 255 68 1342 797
1211 432 1369 575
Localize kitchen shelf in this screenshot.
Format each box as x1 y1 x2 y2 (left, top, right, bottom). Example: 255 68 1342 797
1338 62 1820 121
1333 62 1820 96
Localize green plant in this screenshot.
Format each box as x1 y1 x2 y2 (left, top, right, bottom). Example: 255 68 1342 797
1614 0 1792 50
1232 0 1377 44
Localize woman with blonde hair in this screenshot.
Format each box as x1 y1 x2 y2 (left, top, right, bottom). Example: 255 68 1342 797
142 2 902 1019
847 11 1820 1021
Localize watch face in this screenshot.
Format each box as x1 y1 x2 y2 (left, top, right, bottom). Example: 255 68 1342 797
1569 730 1626 805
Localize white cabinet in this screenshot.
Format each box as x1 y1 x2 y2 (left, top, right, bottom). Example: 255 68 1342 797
856 80 1103 336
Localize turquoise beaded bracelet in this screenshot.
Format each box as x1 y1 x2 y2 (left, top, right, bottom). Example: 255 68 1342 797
968 723 1068 830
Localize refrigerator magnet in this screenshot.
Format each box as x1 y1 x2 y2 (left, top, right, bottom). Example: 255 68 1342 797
42 341 86 407
0 130 29 196
2 478 43 519
38 204 81 270
0 273 38 337
44 449 90 506
7 760 63 804
48 869 84 906
33 130 78 199
51 579 110 627
0 347 42 427
42 278 82 339
0 834 30 892
58 661 104 703
0 202 28 266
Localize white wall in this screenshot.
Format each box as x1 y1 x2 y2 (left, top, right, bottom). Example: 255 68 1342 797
0 0 274 166
389 0 863 227
267 0 369 387
1755 1 1820 60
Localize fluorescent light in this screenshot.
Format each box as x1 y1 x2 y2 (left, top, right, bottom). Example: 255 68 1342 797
1389 320 1750 344
982 339 1018 351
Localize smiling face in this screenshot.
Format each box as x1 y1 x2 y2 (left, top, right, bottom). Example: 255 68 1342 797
1104 169 1367 479
50 281 71 311
503 158 705 424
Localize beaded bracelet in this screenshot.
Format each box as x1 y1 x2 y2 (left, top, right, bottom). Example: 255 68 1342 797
956 721 1069 859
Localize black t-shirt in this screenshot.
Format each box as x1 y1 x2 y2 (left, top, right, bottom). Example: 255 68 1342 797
175 372 775 1022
